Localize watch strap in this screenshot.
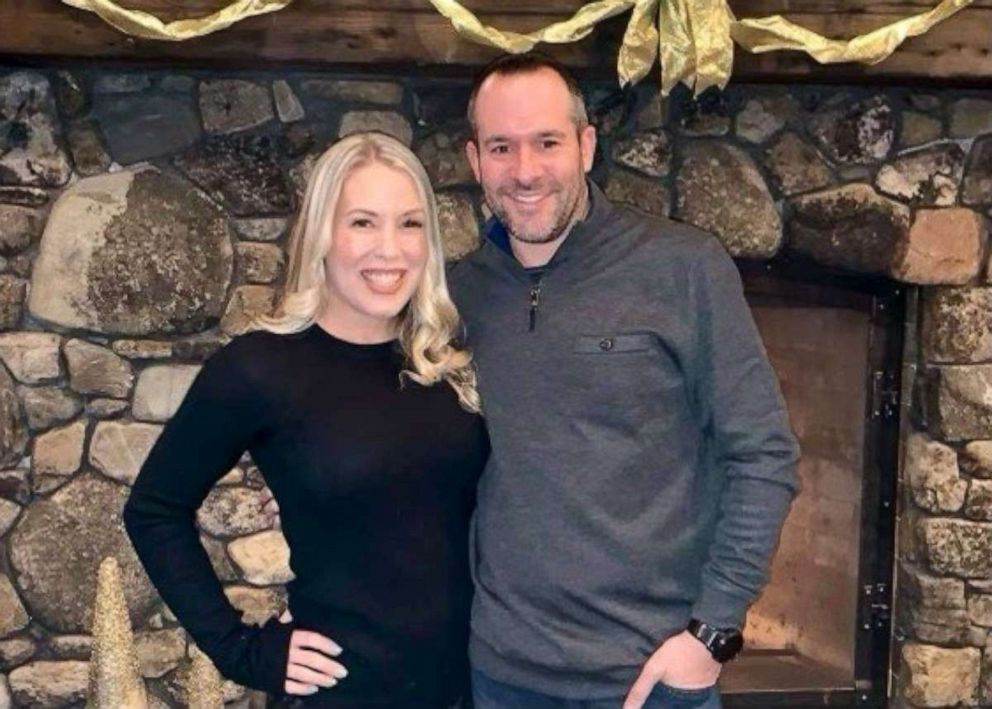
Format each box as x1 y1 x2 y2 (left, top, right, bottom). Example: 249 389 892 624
687 618 743 663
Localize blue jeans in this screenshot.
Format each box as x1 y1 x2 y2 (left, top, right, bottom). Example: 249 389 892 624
472 669 721 709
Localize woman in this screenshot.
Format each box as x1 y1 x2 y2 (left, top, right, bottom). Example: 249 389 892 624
123 132 489 708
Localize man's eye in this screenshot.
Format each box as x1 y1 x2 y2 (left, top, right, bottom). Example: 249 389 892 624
491 145 509 155
542 140 560 150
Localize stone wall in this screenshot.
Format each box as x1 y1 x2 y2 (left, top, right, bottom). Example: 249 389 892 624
0 64 991 707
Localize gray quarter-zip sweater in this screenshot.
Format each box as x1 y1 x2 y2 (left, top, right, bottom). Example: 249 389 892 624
448 182 800 699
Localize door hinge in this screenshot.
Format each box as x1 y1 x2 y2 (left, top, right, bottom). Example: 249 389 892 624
870 370 899 421
862 582 891 631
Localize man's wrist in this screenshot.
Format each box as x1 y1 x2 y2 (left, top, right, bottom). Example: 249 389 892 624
686 618 744 663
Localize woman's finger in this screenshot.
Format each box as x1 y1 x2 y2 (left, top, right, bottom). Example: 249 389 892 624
291 648 348 679
287 662 339 688
292 629 343 657
284 678 319 696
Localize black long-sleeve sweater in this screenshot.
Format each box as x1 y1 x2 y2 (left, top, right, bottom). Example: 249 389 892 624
123 325 489 708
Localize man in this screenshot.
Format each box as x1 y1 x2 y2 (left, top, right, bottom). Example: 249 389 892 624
447 54 799 709
265 54 799 708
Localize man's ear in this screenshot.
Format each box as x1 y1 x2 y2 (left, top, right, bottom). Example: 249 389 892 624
465 139 482 183
579 124 597 173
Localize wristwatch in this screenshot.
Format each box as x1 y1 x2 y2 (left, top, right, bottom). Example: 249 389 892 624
687 619 744 663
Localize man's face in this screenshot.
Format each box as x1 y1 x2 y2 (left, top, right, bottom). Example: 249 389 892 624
466 68 596 245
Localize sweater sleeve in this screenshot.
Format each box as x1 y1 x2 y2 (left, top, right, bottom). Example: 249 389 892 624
689 238 801 630
122 340 295 695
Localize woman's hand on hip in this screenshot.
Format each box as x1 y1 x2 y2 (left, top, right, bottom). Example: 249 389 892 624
284 628 348 696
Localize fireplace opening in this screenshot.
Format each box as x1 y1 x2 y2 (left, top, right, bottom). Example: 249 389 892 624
720 259 904 708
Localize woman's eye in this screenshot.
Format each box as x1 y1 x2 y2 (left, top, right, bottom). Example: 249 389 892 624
403 219 424 229
351 218 373 228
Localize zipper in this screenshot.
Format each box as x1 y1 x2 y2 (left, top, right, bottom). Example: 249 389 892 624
528 282 542 332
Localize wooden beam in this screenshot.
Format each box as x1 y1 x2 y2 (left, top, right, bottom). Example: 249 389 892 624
2 0 990 85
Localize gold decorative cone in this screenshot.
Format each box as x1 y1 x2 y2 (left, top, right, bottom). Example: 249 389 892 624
87 557 148 709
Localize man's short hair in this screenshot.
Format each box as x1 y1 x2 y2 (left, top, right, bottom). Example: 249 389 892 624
466 52 589 137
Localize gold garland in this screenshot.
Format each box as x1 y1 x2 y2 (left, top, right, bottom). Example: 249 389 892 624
61 0 975 94
60 0 291 40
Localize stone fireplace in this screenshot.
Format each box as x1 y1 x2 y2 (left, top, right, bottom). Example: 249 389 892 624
0 61 991 707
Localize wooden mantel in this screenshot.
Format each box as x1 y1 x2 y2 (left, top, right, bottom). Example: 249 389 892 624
2 0 992 85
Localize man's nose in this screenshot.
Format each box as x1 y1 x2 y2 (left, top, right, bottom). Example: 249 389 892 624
512 145 541 185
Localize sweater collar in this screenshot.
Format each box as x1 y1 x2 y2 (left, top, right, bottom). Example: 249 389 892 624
483 179 614 271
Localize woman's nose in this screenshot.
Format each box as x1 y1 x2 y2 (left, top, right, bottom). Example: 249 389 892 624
373 225 402 258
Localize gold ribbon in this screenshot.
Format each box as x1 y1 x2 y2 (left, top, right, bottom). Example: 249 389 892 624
427 0 637 52
731 0 974 65
59 0 291 41
429 0 974 94
616 0 659 87
60 0 976 92
656 0 734 94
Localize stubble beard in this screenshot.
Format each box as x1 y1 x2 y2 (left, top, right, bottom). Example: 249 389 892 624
486 178 584 246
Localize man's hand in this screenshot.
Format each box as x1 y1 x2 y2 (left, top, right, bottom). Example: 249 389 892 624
284 628 347 695
622 630 721 709
259 487 281 530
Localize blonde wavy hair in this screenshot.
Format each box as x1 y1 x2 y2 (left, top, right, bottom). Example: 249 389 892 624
255 132 481 413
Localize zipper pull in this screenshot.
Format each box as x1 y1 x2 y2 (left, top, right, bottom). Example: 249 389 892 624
528 284 541 332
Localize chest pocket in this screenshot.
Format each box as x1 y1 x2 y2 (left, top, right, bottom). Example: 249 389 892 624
568 332 684 435
573 333 654 355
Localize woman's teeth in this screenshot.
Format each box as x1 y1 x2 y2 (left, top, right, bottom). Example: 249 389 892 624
361 270 405 292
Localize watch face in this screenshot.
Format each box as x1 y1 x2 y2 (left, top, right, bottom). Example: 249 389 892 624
713 631 744 663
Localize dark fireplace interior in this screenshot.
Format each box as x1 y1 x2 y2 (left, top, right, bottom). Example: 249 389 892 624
721 261 904 708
